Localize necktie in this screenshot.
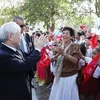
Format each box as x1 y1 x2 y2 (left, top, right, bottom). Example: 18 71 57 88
24 34 30 53
16 50 25 60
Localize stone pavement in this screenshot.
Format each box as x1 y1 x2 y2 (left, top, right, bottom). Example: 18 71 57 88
32 79 51 100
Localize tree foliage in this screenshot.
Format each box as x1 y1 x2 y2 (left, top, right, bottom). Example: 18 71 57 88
0 0 21 25
95 0 100 16
0 0 98 29
19 0 68 29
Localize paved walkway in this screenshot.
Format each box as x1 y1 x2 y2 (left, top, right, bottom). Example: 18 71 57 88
32 88 38 100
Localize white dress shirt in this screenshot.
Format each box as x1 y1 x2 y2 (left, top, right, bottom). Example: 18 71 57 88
21 33 28 53
93 66 100 78
2 43 16 52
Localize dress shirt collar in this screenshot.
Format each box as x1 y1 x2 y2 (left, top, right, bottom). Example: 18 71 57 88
2 43 16 52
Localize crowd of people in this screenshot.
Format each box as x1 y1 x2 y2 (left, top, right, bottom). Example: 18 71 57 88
0 16 100 100
35 24 100 100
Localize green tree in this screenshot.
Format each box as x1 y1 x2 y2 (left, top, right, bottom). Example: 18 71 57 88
95 0 100 16
19 0 68 30
0 0 22 25
19 0 95 29
0 0 96 29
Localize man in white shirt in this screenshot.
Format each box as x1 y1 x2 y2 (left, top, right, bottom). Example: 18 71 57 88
13 16 29 53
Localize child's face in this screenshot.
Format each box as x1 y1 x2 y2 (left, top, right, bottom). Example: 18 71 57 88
92 50 98 59
75 34 80 39
86 39 91 46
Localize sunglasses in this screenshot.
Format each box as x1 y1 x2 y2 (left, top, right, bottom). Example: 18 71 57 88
20 25 25 28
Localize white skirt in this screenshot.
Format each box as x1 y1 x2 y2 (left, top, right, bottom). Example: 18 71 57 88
49 73 79 100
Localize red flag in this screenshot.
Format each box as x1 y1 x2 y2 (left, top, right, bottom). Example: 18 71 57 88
37 47 51 80
90 34 98 49
56 35 63 41
80 25 86 29
37 47 50 68
81 54 99 86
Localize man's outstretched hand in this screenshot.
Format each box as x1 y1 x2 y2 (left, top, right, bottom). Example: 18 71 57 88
34 35 47 51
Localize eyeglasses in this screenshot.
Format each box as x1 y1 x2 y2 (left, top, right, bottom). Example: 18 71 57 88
20 25 25 28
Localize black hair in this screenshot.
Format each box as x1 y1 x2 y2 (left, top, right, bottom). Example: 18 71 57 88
62 27 75 37
36 33 41 37
81 31 85 36
86 36 92 40
32 32 35 35
25 23 28 26
77 32 83 36
80 43 86 56
46 31 49 34
98 40 100 43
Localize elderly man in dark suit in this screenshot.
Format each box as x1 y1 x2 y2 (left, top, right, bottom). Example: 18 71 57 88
0 22 46 100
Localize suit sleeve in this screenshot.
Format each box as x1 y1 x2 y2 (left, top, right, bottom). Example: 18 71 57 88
0 50 41 72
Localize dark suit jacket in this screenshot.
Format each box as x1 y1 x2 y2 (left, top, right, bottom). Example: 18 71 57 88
24 33 34 53
0 40 2 48
30 35 35 51
0 44 41 100
24 33 35 92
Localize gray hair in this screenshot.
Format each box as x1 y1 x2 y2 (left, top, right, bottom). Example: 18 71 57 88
0 22 21 42
12 16 24 23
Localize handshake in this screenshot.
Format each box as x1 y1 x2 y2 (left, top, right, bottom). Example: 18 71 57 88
34 35 47 51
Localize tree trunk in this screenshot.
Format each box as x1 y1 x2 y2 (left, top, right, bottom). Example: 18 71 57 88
51 16 55 30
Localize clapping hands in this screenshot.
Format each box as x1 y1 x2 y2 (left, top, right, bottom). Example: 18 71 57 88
53 46 64 56
34 35 47 51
